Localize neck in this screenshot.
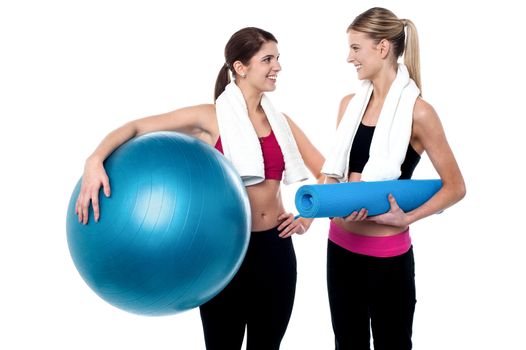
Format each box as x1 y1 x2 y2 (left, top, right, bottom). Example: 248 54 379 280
371 64 398 100
236 81 264 115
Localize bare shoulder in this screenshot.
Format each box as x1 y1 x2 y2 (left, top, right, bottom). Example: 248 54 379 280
199 103 216 114
157 103 218 143
178 103 217 128
413 97 439 124
192 103 218 140
411 97 447 151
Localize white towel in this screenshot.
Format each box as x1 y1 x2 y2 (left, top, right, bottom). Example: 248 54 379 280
322 64 420 182
215 82 309 186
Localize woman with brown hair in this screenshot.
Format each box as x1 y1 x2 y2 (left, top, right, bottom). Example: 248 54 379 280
75 27 324 350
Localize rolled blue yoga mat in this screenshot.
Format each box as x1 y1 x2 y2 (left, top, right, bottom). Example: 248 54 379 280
295 179 442 218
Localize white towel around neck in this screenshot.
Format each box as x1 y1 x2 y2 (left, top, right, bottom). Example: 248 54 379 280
322 64 420 182
215 82 309 186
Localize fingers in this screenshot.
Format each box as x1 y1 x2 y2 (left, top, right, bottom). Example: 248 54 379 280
388 193 400 210
365 194 407 226
357 208 368 220
75 190 91 225
279 219 305 238
81 200 90 224
276 212 307 238
277 213 294 231
91 191 100 223
277 212 292 221
343 208 368 222
102 175 111 197
75 198 82 223
75 184 106 225
74 162 110 225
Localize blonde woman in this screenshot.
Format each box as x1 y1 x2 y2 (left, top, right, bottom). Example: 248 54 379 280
322 8 465 349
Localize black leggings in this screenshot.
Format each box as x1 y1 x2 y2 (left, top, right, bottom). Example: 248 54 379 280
327 240 416 350
200 226 297 350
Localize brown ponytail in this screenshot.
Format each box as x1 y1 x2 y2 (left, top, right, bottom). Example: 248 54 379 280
214 63 231 101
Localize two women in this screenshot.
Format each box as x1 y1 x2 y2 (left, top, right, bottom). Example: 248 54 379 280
74 8 465 349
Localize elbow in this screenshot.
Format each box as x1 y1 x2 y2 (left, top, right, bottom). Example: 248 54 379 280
123 121 141 138
459 182 467 201
454 178 467 203
442 176 466 205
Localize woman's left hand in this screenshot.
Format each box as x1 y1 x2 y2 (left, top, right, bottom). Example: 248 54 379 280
277 213 311 238
366 194 410 227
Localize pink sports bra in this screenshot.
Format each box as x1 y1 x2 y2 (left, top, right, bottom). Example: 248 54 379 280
214 130 285 181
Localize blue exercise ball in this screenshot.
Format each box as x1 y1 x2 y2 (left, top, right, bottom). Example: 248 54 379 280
66 131 251 316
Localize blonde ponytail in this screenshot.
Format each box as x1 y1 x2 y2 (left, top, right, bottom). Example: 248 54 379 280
402 19 421 93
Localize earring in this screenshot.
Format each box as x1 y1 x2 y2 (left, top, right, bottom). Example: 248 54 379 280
240 73 246 78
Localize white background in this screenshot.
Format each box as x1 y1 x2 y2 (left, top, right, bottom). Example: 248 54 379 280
1 0 525 349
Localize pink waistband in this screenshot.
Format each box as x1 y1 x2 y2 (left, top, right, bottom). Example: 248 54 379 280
329 221 411 258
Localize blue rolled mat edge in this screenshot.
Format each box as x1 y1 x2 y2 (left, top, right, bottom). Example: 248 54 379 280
294 179 442 218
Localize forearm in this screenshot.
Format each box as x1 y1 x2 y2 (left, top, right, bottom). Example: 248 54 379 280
405 179 466 225
86 122 138 164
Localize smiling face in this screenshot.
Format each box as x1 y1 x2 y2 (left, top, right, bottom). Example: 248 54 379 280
235 41 281 92
347 30 384 81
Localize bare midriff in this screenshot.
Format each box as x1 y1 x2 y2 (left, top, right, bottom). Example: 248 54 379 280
246 179 285 232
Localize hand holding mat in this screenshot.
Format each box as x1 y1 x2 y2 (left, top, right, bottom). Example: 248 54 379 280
295 179 442 218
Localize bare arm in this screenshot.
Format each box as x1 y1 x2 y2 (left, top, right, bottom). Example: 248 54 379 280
277 114 326 237
285 114 325 183
406 98 466 222
368 98 466 226
86 104 216 164
76 104 216 224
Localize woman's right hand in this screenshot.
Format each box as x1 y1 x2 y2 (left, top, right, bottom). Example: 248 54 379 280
75 157 111 224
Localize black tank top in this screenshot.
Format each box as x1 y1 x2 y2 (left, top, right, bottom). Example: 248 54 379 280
348 123 420 179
